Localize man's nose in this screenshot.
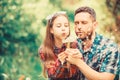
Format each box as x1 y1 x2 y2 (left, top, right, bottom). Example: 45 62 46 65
77 24 82 30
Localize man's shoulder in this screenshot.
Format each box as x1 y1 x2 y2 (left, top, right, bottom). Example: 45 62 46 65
97 34 118 48
97 34 120 56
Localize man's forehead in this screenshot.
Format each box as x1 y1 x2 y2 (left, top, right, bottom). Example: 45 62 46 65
74 12 94 21
75 12 91 17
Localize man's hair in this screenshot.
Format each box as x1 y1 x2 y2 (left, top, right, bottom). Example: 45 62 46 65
75 6 96 21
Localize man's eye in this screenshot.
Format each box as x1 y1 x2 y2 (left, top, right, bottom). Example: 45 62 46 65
75 22 79 25
82 21 87 24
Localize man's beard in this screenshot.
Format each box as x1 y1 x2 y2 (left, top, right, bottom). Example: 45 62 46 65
81 31 93 41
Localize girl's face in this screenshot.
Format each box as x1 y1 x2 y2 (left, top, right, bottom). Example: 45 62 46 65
50 15 70 41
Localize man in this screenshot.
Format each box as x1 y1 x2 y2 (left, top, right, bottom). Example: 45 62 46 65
65 6 120 80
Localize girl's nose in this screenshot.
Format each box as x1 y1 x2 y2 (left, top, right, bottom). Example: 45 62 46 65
62 26 65 31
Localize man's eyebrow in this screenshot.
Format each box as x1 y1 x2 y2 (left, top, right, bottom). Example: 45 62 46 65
74 21 79 23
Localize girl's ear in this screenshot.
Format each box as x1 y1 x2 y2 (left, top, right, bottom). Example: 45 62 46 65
50 28 53 34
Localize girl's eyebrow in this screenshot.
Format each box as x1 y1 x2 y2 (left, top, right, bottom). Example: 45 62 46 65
55 23 61 25
55 22 69 24
65 23 69 24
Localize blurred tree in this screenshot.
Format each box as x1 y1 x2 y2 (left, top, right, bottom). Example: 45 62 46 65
49 0 62 9
106 0 120 44
0 0 42 79
0 0 40 55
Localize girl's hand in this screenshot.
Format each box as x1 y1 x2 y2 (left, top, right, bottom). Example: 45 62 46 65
65 49 83 58
58 52 67 65
64 48 83 65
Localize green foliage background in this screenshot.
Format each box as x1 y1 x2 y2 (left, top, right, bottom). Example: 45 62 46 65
0 0 119 80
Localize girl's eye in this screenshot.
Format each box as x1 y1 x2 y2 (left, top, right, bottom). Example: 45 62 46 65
64 23 69 27
56 25 61 28
64 25 69 27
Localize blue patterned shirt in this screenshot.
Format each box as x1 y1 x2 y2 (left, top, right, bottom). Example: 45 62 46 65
77 33 120 80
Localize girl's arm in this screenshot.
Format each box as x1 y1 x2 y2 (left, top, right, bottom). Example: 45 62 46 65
39 50 71 78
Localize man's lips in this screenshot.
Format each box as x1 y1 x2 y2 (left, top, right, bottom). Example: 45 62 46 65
76 32 83 34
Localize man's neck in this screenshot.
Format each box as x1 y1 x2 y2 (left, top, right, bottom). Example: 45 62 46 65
82 32 95 51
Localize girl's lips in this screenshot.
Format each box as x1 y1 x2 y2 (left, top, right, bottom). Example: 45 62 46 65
62 33 66 36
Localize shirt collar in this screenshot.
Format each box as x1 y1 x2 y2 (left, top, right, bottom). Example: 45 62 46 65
77 33 102 54
54 43 66 54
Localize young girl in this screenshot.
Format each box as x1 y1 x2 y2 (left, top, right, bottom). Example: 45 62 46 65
38 11 80 80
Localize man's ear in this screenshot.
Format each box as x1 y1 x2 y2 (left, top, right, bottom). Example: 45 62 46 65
93 21 98 29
